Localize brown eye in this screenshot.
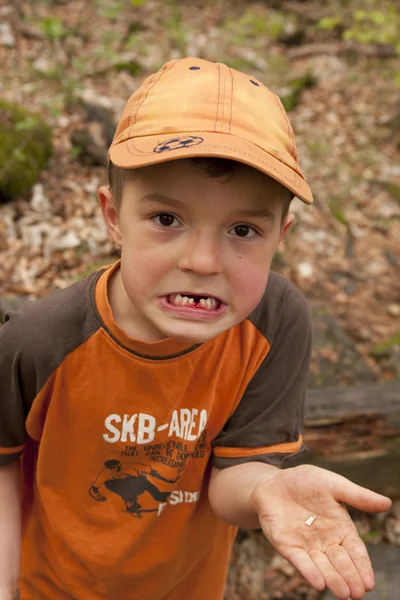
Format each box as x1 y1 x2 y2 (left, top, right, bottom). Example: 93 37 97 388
234 225 250 237
156 214 176 227
229 224 258 239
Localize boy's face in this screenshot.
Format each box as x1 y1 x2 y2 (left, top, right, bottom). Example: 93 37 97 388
98 160 294 344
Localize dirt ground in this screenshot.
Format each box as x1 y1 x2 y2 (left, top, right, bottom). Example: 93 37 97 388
0 1 399 598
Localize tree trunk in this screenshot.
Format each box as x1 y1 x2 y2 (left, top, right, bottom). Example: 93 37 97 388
290 382 400 498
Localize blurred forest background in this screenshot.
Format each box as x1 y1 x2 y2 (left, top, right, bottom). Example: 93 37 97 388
0 0 399 598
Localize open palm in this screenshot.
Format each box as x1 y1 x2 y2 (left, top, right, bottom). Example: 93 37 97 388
254 465 391 600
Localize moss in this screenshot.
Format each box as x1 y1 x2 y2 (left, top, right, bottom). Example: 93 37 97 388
328 196 349 226
0 100 52 202
113 59 142 76
383 182 400 205
280 71 315 112
371 332 400 358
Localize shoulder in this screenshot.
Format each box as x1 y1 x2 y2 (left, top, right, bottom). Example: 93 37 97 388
1 271 103 395
246 271 310 345
4 270 101 340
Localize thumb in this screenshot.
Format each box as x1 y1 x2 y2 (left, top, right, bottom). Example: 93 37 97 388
333 476 392 513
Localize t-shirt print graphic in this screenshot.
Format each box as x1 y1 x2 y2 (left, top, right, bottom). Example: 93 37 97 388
89 460 179 518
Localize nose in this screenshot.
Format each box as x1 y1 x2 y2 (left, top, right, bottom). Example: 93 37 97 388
178 231 222 276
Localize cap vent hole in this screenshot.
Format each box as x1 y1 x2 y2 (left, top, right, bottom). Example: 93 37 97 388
250 79 259 86
189 66 200 70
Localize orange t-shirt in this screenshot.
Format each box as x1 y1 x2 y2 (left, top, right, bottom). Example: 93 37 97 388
0 262 311 600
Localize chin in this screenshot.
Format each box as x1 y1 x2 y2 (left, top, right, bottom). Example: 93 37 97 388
161 322 230 344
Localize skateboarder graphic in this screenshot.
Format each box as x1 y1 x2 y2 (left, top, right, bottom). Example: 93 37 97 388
89 459 179 518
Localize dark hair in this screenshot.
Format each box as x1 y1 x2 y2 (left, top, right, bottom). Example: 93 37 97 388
108 158 292 222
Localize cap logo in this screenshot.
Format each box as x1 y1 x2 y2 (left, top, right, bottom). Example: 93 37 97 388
153 136 204 153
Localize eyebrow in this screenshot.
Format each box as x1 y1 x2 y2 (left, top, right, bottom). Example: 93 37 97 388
139 193 276 221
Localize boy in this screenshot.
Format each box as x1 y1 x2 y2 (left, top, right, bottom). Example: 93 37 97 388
0 58 391 600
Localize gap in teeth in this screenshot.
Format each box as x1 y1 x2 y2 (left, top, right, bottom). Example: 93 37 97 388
169 294 218 310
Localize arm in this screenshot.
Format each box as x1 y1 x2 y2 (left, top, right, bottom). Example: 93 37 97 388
209 462 278 528
209 462 391 600
0 461 21 600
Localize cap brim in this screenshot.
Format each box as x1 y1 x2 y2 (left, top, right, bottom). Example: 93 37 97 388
109 131 313 205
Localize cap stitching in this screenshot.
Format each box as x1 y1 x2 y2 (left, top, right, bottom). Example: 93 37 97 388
229 68 233 133
274 95 300 167
228 68 234 134
123 73 156 146
127 61 179 145
214 64 221 133
126 71 157 135
220 67 226 133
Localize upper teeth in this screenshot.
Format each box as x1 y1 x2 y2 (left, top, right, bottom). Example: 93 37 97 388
170 294 218 310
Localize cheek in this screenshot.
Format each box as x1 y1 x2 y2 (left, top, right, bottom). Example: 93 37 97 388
120 245 173 293
229 258 271 309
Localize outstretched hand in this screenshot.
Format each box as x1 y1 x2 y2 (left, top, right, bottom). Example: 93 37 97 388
252 465 391 600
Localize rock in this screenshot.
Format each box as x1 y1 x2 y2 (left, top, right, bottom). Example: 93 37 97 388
323 544 400 599
0 101 52 203
296 261 314 279
0 22 15 47
388 304 400 317
32 56 55 75
30 184 51 213
310 303 376 387
69 99 116 167
70 128 108 167
53 230 82 250
384 249 398 266
75 100 116 146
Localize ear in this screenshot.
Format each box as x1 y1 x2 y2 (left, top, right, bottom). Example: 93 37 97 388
279 213 295 243
98 185 122 248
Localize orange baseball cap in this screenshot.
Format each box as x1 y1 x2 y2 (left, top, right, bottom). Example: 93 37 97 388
109 57 313 204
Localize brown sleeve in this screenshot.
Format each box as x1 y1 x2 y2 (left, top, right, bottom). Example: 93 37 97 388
0 315 27 465
212 274 312 468
0 272 102 466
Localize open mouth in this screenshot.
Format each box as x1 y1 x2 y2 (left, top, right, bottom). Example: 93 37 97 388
167 293 222 311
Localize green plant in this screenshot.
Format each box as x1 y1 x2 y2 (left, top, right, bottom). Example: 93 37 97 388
165 1 187 56
224 8 286 42
38 17 66 40
328 196 349 227
95 0 124 20
371 332 400 357
317 16 344 31
344 7 400 52
317 2 400 56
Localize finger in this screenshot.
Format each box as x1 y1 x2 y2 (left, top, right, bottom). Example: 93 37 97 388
309 549 351 600
283 547 325 591
326 544 366 600
331 477 392 513
342 534 375 592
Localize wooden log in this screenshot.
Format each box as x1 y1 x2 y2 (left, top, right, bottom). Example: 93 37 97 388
289 382 400 498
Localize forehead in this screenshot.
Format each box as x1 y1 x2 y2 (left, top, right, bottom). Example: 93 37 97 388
123 159 289 208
